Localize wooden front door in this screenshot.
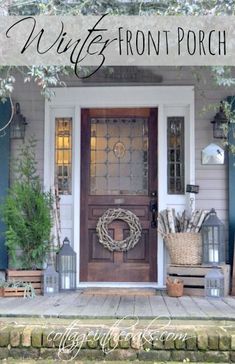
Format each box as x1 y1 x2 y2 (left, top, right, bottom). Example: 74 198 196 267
80 108 158 282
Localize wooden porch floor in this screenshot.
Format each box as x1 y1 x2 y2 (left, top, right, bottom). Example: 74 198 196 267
0 291 234 320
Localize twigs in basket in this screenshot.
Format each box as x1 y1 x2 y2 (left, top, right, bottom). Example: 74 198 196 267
167 208 175 233
158 209 208 236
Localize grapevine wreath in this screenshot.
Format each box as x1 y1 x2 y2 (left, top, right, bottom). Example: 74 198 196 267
96 208 142 252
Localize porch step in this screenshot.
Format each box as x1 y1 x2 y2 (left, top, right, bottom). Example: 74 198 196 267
81 288 157 296
0 320 234 362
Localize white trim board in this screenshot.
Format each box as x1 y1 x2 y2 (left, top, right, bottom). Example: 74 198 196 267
78 282 163 289
44 85 195 288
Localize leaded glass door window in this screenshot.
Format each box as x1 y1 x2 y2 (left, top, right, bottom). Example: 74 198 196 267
167 117 185 194
55 118 72 195
90 117 148 195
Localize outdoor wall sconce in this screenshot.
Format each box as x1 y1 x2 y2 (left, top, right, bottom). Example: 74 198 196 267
10 102 27 139
211 104 227 139
43 262 59 295
201 208 225 265
57 237 76 291
205 268 224 298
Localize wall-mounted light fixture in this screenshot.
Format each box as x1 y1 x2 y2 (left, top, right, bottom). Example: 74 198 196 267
211 104 227 139
10 103 27 140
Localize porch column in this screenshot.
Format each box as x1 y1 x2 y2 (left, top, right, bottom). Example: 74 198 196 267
228 129 235 265
0 99 11 269
228 96 235 265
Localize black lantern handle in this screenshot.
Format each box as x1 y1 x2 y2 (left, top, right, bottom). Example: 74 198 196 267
63 237 70 245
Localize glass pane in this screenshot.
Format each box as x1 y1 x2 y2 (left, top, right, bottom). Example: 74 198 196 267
95 151 106 163
96 138 107 150
96 122 107 136
107 164 119 177
55 118 72 195
96 164 107 177
167 117 184 194
90 116 149 195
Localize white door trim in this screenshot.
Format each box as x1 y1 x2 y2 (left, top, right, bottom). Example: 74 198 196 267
44 85 195 288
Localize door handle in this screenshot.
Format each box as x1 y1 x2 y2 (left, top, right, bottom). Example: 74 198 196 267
149 198 157 229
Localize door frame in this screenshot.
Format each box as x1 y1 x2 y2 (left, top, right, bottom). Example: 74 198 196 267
44 85 195 288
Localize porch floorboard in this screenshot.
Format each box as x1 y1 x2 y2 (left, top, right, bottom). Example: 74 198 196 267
0 291 234 320
177 296 207 318
149 295 170 317
115 295 135 317
134 296 153 317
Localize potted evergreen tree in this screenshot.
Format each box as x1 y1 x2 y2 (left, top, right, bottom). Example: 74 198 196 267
2 138 53 293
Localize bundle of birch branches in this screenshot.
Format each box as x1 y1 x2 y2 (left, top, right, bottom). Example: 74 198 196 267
158 209 208 236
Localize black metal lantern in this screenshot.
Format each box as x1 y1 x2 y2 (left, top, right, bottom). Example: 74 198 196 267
57 237 76 291
205 268 224 298
43 263 59 295
211 105 227 139
201 208 225 264
10 103 27 139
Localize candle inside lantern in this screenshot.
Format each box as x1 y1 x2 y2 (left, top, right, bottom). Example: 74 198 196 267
210 288 219 297
209 248 219 263
65 275 70 289
57 237 76 291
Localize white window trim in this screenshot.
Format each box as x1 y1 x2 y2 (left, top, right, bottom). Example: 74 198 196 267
44 85 195 288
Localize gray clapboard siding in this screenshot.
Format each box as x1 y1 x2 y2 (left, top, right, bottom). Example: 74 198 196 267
199 179 226 190
196 169 226 180
196 199 227 210
195 131 213 142
195 189 227 200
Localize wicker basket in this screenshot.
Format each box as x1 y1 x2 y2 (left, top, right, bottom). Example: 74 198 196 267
164 232 202 265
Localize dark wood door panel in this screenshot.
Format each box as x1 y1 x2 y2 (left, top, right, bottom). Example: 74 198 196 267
89 205 149 219
88 229 114 262
88 262 150 282
88 195 150 204
80 107 158 283
123 229 149 262
88 220 150 230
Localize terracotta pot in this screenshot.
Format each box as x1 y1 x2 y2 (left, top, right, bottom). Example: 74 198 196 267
166 280 184 297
